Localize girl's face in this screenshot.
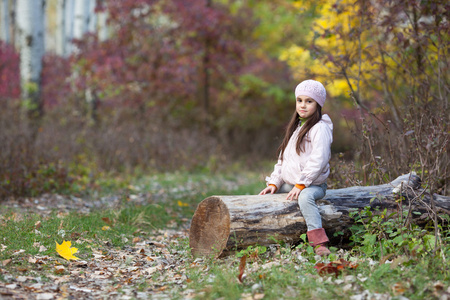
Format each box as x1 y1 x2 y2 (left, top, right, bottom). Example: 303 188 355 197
296 95 318 119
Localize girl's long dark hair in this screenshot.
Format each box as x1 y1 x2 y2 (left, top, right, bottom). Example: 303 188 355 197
277 105 322 159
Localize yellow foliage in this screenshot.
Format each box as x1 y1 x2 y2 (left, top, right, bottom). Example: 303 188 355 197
283 0 380 97
55 241 79 261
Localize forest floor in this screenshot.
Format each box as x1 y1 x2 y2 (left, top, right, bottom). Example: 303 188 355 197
0 190 196 300
0 171 449 300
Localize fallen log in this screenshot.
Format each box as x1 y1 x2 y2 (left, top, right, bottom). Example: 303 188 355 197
189 173 450 258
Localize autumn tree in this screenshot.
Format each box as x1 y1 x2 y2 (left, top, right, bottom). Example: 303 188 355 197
284 0 449 191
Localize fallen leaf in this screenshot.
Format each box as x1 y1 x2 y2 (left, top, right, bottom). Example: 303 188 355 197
314 259 358 277
69 285 92 293
55 265 66 274
39 245 48 252
434 281 445 292
36 293 55 300
5 283 17 289
102 226 111 231
145 266 160 275
2 259 11 266
132 237 141 243
12 249 26 256
238 255 247 283
392 282 407 295
55 241 79 261
102 217 113 225
74 260 88 268
177 201 189 207
70 232 81 239
343 283 353 292
314 263 340 277
35 221 42 230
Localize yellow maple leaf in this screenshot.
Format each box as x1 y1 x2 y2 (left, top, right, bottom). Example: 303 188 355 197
55 241 79 261
177 200 189 207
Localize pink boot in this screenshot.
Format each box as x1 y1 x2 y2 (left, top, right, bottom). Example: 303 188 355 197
307 228 331 256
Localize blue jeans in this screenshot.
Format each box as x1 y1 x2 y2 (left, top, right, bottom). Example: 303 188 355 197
279 182 327 231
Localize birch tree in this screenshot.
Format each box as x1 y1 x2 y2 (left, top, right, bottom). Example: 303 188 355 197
55 0 66 56
16 0 46 116
1 0 10 43
64 0 74 55
97 4 108 41
87 0 96 33
73 0 89 45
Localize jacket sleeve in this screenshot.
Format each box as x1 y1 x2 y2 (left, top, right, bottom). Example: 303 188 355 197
296 123 332 187
265 157 285 189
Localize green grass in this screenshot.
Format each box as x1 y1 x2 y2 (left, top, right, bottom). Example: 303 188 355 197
0 168 264 265
182 246 449 299
0 168 449 299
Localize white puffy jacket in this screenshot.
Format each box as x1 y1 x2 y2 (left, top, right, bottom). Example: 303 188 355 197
266 114 333 189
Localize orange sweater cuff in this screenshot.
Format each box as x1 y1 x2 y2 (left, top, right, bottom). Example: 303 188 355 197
295 184 306 190
268 184 278 192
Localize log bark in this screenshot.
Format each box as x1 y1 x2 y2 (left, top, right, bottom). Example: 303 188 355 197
189 173 450 258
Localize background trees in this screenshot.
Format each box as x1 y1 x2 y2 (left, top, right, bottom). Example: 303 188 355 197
0 0 448 198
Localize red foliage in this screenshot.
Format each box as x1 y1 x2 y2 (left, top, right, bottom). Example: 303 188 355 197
0 41 20 100
72 0 250 112
41 54 72 107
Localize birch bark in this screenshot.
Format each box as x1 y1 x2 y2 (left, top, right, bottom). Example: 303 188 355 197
1 0 10 43
17 0 45 112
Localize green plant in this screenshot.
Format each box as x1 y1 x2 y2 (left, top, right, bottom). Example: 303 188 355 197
236 245 267 259
349 205 444 260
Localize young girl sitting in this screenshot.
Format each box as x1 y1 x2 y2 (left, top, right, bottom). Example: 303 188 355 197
259 79 333 256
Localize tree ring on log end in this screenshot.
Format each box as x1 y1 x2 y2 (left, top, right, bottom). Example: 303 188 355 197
189 196 230 258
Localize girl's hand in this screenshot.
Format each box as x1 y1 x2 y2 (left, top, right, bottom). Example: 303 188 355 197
259 185 276 195
286 186 301 201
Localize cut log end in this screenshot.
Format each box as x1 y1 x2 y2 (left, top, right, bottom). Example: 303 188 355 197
189 196 230 257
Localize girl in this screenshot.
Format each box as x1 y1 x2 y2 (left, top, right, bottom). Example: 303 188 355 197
259 79 333 256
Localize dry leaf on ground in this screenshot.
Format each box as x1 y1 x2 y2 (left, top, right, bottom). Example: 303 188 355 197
55 241 79 261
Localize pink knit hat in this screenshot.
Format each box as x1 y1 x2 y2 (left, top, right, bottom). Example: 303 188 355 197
294 80 327 107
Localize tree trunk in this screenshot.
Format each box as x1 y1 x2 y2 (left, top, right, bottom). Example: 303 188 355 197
64 0 74 55
1 0 10 43
97 1 108 42
17 0 45 117
87 0 97 34
189 173 450 258
73 0 89 43
55 0 66 56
